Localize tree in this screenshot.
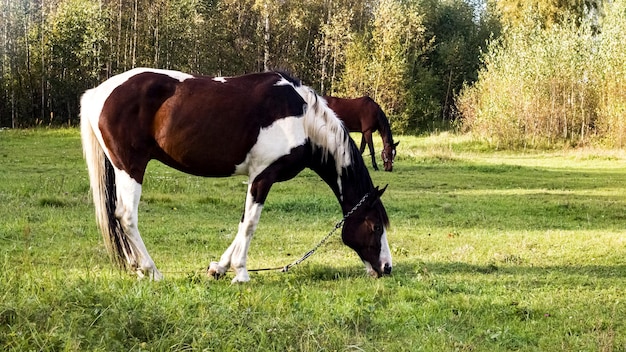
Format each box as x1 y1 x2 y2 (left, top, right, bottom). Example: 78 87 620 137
595 0 626 147
340 0 426 133
1 0 45 127
43 0 107 124
492 0 601 28
1 0 498 131
457 7 600 147
319 3 353 94
0 0 13 126
413 0 499 126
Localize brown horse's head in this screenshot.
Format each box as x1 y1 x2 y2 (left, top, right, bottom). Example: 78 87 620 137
341 186 392 277
381 141 399 172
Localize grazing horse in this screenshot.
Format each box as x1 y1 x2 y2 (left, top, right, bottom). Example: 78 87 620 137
324 96 399 172
81 68 392 282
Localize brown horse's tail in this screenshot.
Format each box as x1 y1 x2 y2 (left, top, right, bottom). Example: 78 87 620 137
80 90 132 269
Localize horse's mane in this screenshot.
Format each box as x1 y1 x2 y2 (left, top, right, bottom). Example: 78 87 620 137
286 78 389 227
289 82 352 177
376 106 394 144
274 70 301 86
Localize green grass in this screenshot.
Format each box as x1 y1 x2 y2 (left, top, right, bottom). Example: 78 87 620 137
1 128 625 351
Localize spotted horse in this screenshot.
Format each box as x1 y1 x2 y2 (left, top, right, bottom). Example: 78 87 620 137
81 68 392 282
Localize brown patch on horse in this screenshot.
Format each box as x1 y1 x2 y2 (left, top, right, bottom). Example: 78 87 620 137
98 71 306 183
99 72 179 183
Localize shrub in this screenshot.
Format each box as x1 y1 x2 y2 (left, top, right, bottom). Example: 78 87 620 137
458 2 626 148
595 0 626 147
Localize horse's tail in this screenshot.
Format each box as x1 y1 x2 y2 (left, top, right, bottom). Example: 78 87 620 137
80 89 132 270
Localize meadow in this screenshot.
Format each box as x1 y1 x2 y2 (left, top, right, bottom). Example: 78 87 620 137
1 128 625 351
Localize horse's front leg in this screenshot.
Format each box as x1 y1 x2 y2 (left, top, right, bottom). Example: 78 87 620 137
363 131 378 171
359 133 367 154
208 183 265 283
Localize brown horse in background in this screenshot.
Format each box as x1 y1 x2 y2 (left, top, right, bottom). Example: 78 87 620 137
324 96 398 171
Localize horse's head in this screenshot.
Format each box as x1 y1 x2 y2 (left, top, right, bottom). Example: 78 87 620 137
381 141 399 172
341 185 392 277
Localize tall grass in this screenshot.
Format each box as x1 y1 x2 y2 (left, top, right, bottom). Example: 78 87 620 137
595 0 626 147
1 129 626 351
458 1 626 148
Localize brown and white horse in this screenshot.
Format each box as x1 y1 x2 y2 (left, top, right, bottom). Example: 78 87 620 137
81 68 392 282
324 96 399 172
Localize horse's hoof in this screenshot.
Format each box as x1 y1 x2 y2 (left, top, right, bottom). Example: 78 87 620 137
150 269 164 281
135 266 163 281
140 270 164 281
207 268 224 280
207 262 226 279
231 271 250 283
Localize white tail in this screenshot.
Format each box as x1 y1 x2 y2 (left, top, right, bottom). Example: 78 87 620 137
80 89 130 269
81 90 108 244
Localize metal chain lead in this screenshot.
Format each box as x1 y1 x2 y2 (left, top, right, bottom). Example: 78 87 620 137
280 192 369 272
247 192 370 273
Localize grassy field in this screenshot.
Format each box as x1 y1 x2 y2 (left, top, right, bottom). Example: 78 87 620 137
1 128 625 351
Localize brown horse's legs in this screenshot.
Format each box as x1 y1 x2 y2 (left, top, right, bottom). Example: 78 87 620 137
359 134 367 154
363 131 378 171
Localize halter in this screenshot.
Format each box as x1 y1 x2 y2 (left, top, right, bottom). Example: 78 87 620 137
247 192 370 273
382 148 394 165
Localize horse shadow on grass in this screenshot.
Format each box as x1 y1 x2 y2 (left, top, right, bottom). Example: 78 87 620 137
387 259 626 289
268 259 626 287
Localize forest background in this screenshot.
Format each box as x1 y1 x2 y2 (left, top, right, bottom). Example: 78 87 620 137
1 0 624 148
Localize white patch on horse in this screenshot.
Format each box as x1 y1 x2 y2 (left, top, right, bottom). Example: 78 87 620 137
379 228 392 271
362 227 392 277
273 77 292 86
213 77 227 83
269 75 352 198
363 261 376 277
271 76 351 184
234 116 307 178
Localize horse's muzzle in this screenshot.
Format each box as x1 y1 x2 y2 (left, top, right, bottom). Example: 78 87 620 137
383 263 392 275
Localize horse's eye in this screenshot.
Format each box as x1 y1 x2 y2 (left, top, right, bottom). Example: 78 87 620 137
373 223 383 234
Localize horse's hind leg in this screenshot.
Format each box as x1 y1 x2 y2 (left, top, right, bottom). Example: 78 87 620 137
115 170 162 280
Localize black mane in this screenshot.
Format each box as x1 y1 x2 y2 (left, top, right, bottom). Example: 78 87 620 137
274 70 301 87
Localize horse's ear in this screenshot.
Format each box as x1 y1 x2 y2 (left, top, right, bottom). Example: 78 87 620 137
393 141 400 148
367 185 387 207
376 184 388 198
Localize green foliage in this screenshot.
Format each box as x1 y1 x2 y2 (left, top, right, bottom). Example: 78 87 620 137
318 4 354 94
339 0 499 134
492 0 601 28
43 0 107 124
594 0 626 147
1 129 626 350
457 2 626 148
340 0 427 134
0 0 498 134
